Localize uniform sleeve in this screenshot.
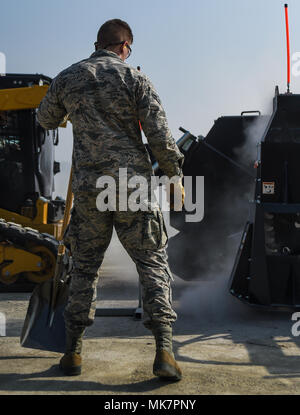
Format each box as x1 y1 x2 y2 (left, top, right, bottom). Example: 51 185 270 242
136 75 184 179
37 76 67 130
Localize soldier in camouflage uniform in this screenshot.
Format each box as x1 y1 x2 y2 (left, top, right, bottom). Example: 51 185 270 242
37 19 184 380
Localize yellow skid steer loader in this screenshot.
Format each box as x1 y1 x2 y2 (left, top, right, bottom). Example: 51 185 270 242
0 73 69 291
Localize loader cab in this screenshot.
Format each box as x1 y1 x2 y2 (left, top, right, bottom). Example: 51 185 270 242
0 74 62 221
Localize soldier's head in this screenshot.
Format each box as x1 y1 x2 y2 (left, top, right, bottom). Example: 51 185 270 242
95 19 133 61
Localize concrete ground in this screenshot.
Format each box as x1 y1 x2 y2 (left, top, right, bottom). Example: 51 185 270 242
1 232 300 395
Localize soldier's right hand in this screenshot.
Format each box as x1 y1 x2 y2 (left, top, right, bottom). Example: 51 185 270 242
168 178 185 211
59 114 72 128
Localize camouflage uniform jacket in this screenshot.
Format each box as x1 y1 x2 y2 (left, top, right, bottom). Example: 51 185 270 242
37 49 184 194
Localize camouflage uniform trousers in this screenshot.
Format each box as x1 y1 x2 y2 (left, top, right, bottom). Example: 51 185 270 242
63 192 177 336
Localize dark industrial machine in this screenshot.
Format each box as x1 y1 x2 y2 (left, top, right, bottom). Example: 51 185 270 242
163 3 300 311
165 84 300 311
229 88 300 310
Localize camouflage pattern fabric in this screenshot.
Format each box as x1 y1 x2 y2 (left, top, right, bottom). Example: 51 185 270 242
63 192 177 333
36 48 184 333
37 49 184 194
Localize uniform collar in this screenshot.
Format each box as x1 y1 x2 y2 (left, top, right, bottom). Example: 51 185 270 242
89 49 124 62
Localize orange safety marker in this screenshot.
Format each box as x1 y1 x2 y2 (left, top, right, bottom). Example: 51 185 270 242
284 4 291 93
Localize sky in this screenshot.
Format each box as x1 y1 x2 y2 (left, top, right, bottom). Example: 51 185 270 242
2 0 300 196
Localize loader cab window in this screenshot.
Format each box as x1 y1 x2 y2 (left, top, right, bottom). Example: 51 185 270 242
0 136 23 164
0 111 19 132
0 111 24 198
0 111 24 166
0 111 6 127
0 136 24 195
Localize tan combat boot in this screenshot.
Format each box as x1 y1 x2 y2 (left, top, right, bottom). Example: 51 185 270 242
59 330 84 376
152 323 182 381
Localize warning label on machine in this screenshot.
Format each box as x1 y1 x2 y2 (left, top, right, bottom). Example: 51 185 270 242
262 182 275 194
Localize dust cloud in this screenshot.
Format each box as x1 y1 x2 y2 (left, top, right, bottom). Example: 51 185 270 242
234 113 272 166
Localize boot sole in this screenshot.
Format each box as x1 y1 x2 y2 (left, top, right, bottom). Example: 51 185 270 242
59 361 82 376
153 362 182 381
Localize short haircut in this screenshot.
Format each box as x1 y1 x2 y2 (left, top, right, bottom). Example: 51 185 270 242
96 19 133 48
